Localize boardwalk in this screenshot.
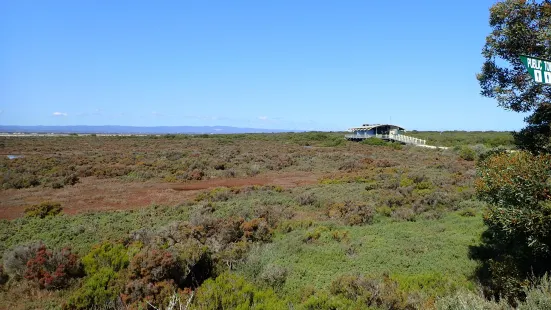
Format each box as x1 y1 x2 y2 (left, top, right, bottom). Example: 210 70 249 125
344 133 426 146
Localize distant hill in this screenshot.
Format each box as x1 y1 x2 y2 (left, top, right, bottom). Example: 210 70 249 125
0 125 301 134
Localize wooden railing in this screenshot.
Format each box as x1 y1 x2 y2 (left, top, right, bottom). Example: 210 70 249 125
344 133 426 145
389 133 426 145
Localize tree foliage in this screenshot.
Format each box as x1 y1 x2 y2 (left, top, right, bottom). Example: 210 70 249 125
478 0 551 152
474 151 551 303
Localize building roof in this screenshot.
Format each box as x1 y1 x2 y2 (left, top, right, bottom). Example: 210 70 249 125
348 124 405 132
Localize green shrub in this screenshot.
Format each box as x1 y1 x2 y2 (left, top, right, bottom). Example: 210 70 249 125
458 208 477 217
435 290 508 310
376 206 393 217
456 199 488 211
24 201 63 219
474 151 551 303
361 138 388 146
65 242 135 309
217 240 248 271
1 172 40 189
259 264 287 290
81 242 131 275
400 177 415 187
329 274 416 310
191 272 286 309
303 226 329 243
296 192 318 206
300 291 364 310
65 267 123 309
331 230 349 243
327 201 375 226
520 273 551 310
277 220 313 233
392 207 416 222
364 182 378 191
241 218 273 242
459 146 476 161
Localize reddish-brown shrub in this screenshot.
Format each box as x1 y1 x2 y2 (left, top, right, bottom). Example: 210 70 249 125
128 248 177 282
24 245 82 289
241 218 272 242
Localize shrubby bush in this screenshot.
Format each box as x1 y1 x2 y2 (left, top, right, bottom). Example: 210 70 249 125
458 208 477 217
125 248 179 304
459 146 476 161
391 207 416 222
191 272 286 309
303 226 329 243
3 242 45 280
81 242 131 275
259 264 287 290
474 151 551 303
361 138 388 146
435 290 509 310
520 273 551 310
435 274 551 310
65 267 124 309
327 201 375 226
331 230 350 243
300 291 364 309
0 264 8 285
241 218 272 242
23 244 82 289
456 199 487 211
329 274 417 310
24 201 63 218
296 191 319 206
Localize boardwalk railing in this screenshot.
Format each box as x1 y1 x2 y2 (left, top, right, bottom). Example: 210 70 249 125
389 133 426 145
344 133 426 146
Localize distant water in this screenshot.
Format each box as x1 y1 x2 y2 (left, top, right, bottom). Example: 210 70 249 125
7 155 23 159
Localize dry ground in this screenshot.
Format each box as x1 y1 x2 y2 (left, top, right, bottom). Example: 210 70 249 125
0 172 318 219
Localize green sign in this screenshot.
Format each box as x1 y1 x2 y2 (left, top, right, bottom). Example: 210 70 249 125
520 55 551 85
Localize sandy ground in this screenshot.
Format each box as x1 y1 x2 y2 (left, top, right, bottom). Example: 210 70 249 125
0 172 318 220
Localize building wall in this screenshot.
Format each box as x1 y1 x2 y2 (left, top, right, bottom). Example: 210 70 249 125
356 129 375 136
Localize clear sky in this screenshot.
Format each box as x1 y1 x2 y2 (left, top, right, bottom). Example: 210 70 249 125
0 1 529 131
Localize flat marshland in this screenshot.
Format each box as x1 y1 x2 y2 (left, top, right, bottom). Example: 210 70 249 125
0 132 511 309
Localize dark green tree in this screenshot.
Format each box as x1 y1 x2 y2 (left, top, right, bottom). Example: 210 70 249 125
474 1 551 304
477 0 551 153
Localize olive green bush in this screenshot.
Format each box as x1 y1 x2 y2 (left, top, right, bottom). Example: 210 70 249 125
327 201 375 226
329 274 417 309
191 272 286 309
24 201 63 219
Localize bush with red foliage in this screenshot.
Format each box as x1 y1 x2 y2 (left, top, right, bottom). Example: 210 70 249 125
24 245 82 289
128 248 177 282
124 248 180 305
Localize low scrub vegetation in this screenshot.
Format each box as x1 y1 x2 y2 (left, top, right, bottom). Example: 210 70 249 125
0 132 523 308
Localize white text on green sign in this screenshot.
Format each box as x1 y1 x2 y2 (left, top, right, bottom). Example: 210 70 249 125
520 55 551 85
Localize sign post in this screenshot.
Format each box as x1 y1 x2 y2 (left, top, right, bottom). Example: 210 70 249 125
520 55 551 85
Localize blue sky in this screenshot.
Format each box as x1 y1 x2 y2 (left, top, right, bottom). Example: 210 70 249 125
0 1 528 131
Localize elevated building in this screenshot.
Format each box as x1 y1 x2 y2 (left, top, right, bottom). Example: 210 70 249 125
345 124 426 145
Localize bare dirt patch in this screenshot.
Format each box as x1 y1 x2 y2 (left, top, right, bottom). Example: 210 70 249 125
0 172 318 220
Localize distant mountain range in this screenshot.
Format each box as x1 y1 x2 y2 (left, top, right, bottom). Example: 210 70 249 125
0 125 302 134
